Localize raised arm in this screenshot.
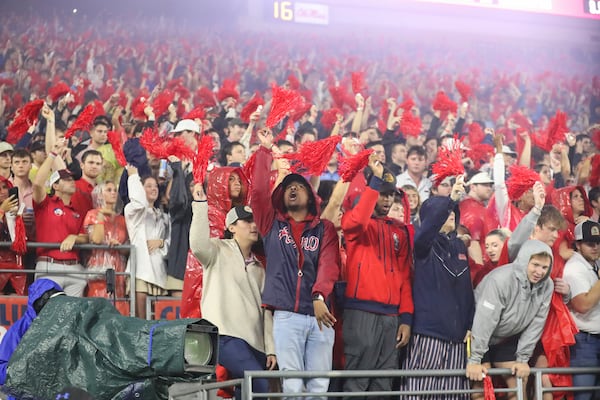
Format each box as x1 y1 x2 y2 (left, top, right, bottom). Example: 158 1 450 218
250 129 276 236
189 184 218 266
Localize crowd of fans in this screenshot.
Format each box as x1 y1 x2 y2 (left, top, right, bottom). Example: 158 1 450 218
0 8 598 400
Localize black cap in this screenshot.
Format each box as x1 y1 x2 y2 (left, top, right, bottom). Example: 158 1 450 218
378 169 400 194
575 220 600 243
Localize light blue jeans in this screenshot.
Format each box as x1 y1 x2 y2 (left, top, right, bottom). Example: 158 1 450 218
273 310 334 399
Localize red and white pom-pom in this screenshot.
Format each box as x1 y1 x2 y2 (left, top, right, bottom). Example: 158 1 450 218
192 134 215 184
454 80 471 103
431 136 465 186
107 130 127 167
242 151 258 184
338 149 373 182
266 85 304 128
6 99 45 144
282 135 342 176
11 205 27 255
507 165 541 201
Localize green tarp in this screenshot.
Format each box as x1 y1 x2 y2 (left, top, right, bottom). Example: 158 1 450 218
4 296 210 400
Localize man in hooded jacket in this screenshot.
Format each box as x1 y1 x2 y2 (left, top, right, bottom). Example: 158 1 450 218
467 240 554 400
250 128 340 397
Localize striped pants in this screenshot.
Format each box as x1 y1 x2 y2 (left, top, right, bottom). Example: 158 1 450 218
401 334 470 400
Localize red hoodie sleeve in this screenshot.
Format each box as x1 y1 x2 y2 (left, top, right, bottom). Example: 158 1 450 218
312 219 341 299
250 146 276 237
341 187 379 239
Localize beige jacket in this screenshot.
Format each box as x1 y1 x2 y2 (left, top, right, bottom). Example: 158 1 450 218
190 201 274 355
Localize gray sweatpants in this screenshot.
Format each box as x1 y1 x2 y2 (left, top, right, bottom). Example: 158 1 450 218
342 309 400 398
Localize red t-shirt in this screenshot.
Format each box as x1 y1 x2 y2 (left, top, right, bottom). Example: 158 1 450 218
34 195 85 260
70 179 95 220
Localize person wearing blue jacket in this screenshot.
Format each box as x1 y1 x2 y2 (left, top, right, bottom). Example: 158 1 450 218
250 129 340 397
0 279 64 385
402 176 475 399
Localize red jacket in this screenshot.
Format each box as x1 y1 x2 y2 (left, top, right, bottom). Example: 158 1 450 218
341 180 413 322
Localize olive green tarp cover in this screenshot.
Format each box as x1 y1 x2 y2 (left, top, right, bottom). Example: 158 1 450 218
4 296 206 399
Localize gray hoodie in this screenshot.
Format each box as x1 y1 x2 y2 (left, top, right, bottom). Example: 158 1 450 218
469 240 554 364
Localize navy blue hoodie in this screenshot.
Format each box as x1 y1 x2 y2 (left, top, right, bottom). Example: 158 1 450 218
412 196 475 342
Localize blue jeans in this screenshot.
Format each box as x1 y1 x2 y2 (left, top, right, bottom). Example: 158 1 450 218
570 332 600 400
273 310 334 399
218 336 269 400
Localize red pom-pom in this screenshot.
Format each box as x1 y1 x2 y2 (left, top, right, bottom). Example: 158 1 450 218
510 112 533 131
399 111 422 137
185 107 206 122
140 128 170 159
152 89 175 117
320 108 342 131
466 144 494 169
107 130 127 167
281 135 341 176
217 78 239 102
591 127 600 150
287 74 301 91
351 71 366 95
290 102 312 123
531 111 568 152
454 80 471 103
242 150 258 184
64 102 100 139
131 94 149 121
48 81 71 103
240 92 265 123
266 85 304 128
507 165 541 201
432 91 458 114
431 137 465 185
468 122 485 146
6 99 44 144
590 154 600 187
192 134 215 184
196 87 216 107
11 214 27 255
338 149 373 182
546 110 569 150
168 137 196 161
329 85 349 110
483 376 496 400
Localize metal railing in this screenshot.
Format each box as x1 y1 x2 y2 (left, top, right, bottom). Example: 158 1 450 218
168 367 600 400
0 241 136 317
